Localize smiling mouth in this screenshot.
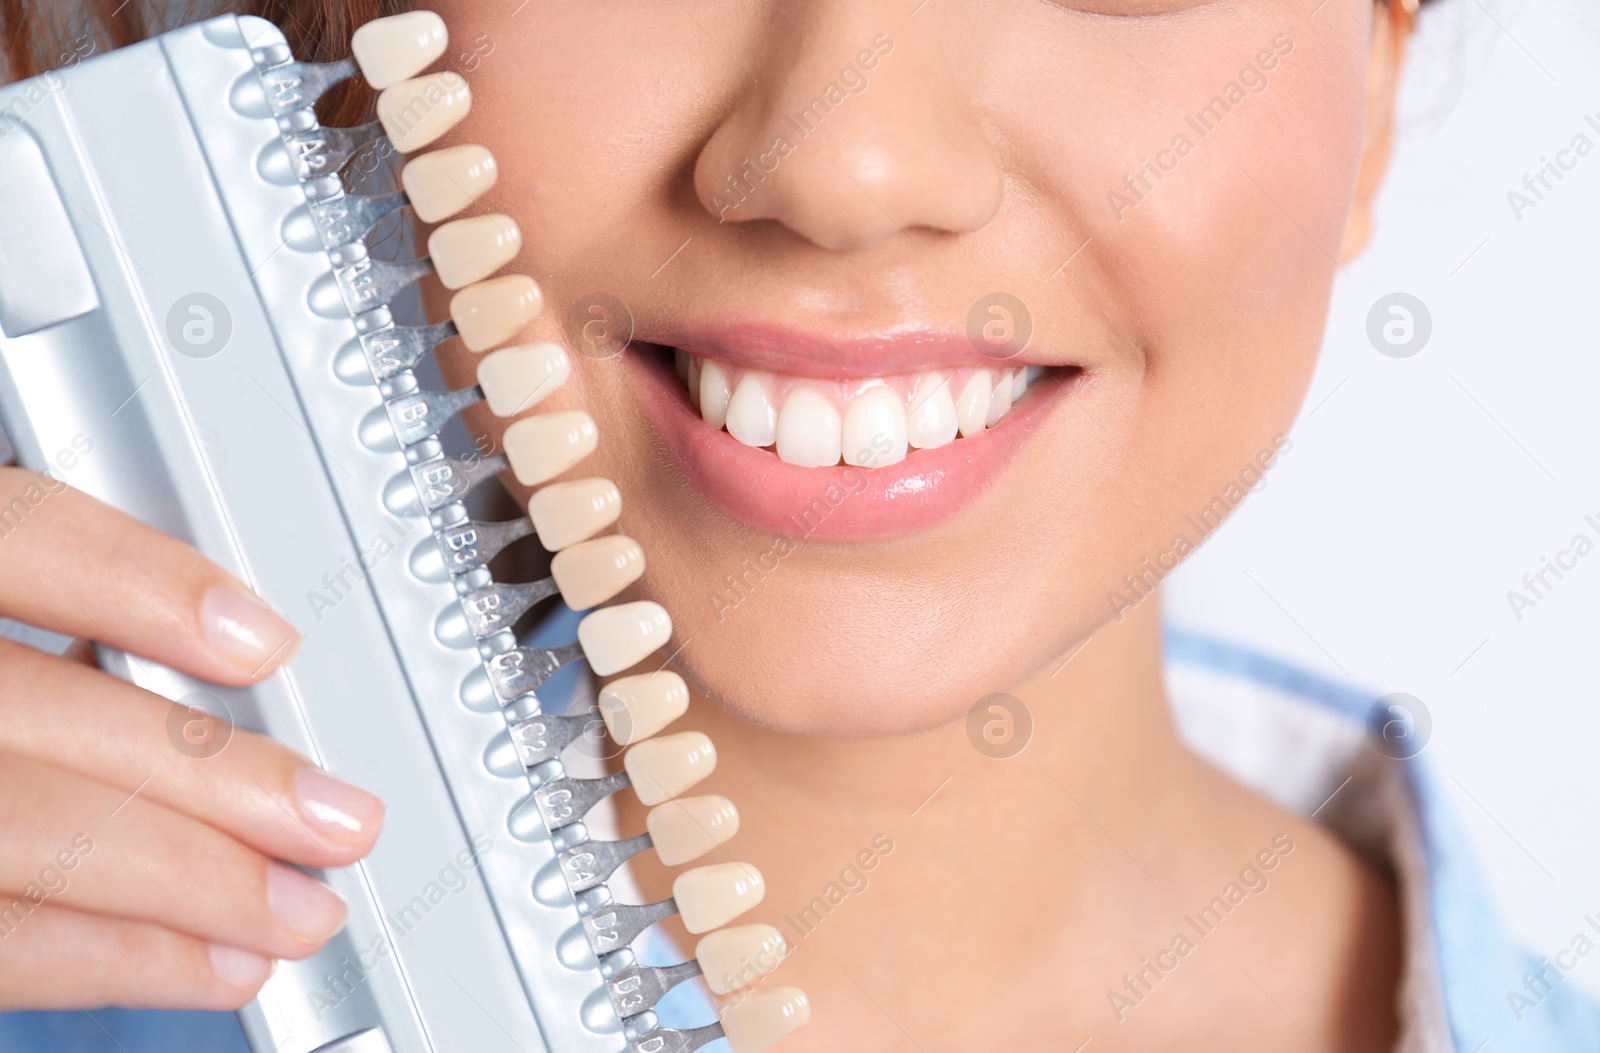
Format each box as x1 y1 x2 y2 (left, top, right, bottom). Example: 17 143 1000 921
649 344 1060 468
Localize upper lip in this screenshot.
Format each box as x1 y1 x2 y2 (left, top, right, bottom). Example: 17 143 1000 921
634 320 1054 380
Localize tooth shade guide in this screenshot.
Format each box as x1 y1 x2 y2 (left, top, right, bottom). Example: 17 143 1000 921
401 144 499 223
599 670 690 744
350 10 447 89
427 214 521 289
375 71 471 152
622 730 715 805
527 477 622 551
450 274 543 352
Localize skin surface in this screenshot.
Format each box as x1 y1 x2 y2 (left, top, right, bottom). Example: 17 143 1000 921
0 0 1413 1046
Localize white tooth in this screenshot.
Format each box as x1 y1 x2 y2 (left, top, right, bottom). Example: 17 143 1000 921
987 370 1014 426
675 349 689 385
955 372 992 438
687 358 702 410
1013 368 1029 401
725 373 777 448
775 388 842 468
842 387 907 467
699 361 731 429
906 373 958 450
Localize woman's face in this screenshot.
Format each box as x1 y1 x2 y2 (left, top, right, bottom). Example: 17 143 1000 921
432 0 1379 736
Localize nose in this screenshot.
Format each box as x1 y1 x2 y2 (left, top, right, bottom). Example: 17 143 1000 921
692 12 1004 253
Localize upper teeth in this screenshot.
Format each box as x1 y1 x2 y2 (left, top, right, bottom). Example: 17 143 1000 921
675 351 1042 468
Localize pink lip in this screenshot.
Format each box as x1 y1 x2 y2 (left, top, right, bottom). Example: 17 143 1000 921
642 320 1049 380
627 341 1075 541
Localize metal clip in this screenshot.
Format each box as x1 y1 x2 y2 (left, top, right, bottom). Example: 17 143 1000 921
583 898 679 958
361 319 458 382
257 56 358 116
434 516 535 577
606 960 703 1021
559 833 652 894
408 452 507 512
385 385 482 447
507 709 604 769
459 578 557 637
484 643 584 702
534 770 630 832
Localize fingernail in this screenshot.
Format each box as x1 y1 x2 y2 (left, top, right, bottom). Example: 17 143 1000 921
201 586 300 675
208 942 273 990
266 863 347 944
296 767 386 844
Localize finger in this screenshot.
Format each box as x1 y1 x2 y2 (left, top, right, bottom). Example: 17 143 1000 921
0 640 384 869
0 902 271 1012
0 467 299 685
0 754 347 960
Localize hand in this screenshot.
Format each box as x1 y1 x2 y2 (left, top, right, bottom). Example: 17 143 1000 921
0 467 385 1011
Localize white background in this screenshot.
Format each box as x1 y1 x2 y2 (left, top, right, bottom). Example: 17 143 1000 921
1165 0 1600 999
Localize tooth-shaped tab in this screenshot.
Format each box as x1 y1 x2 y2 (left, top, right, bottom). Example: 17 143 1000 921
577 600 671 677
351 10 447 89
478 342 571 417
450 275 543 351
623 730 714 806
528 478 622 551
484 642 584 702
695 924 788 995
551 535 645 610
533 770 631 831
558 832 652 893
507 708 602 768
385 384 482 447
428 214 521 289
673 862 764 934
459 578 559 638
377 71 471 153
648 794 739 866
720 986 811 1053
505 411 598 486
598 671 689 745
434 515 535 576
402 144 498 223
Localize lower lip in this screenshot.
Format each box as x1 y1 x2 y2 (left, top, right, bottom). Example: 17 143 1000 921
627 347 1074 540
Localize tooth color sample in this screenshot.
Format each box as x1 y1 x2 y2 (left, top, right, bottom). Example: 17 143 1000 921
720 986 811 1053
401 145 498 223
907 373 959 450
955 371 992 438
695 924 788 995
647 794 739 866
427 215 521 289
350 11 447 89
672 861 765 934
842 386 908 467
699 360 732 430
598 670 689 744
578 600 672 678
550 535 644 610
725 373 776 448
623 730 713 805
477 342 570 417
775 387 842 468
527 478 621 551
504 411 597 486
376 72 470 153
450 275 542 351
